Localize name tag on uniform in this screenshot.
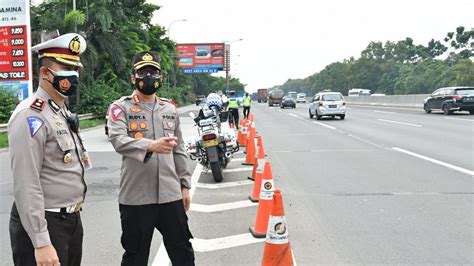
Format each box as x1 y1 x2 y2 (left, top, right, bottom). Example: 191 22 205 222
128 115 146 120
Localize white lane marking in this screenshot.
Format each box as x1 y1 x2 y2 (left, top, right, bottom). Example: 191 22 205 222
309 149 373 152
191 233 266 252
223 167 253 173
444 117 474 122
373 110 396 114
152 164 203 266
273 149 373 153
312 121 336 130
347 134 387 149
392 147 474 176
190 164 204 198
191 200 257 213
288 113 299 118
292 248 298 266
234 150 244 154
233 157 246 162
196 180 254 189
377 119 422 128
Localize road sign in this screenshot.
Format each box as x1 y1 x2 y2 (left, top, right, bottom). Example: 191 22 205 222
0 1 32 101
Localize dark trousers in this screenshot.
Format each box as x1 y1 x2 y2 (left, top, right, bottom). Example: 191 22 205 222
243 106 250 119
229 108 239 129
9 203 83 266
119 200 194 266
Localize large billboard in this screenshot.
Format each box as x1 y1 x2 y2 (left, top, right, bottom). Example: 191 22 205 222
0 0 33 101
176 43 225 74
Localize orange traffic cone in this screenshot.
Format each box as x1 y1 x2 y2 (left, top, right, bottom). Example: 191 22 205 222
248 135 264 181
242 125 256 165
249 144 266 202
261 190 294 266
248 113 254 123
237 119 246 146
249 162 274 238
240 123 248 147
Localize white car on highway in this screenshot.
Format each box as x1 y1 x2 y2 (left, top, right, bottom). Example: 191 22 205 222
308 92 346 120
296 93 306 103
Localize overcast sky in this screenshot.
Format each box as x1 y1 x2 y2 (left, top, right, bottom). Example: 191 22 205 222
152 0 473 92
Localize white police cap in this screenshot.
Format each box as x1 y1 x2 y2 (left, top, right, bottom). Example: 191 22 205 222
31 33 86 68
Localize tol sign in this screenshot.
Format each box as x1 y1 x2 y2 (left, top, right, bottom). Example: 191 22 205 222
0 0 32 101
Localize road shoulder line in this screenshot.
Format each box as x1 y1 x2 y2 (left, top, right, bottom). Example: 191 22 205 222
392 147 474 176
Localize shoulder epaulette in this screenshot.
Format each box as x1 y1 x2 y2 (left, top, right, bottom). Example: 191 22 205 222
159 97 169 102
132 94 140 103
117 95 132 102
30 98 46 112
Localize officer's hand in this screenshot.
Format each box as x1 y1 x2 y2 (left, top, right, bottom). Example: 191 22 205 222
182 188 191 212
148 137 178 154
35 244 60 266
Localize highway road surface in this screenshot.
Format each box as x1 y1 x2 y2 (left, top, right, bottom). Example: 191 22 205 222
0 102 472 265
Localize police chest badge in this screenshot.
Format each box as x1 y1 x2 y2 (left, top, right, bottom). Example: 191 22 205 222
63 151 73 164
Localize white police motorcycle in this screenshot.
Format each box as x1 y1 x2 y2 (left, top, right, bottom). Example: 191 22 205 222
185 93 239 182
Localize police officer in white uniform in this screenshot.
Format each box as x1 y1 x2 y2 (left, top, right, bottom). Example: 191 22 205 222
8 33 88 266
107 51 194 265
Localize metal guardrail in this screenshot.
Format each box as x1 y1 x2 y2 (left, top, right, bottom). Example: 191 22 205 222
0 113 96 133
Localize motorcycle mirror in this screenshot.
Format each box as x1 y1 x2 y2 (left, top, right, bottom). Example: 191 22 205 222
189 112 196 119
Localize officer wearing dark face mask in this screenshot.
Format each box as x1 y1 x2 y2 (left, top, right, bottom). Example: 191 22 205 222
107 51 195 265
8 33 88 266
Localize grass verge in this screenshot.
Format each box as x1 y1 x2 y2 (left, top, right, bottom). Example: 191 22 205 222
80 118 105 129
0 132 7 149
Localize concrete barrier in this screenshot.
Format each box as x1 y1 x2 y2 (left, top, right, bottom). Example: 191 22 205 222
345 94 430 108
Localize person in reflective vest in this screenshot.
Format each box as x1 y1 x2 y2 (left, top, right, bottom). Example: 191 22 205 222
243 92 251 119
227 91 240 129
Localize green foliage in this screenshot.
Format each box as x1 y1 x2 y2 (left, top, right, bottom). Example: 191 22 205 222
0 132 8 149
64 10 86 31
0 88 19 123
453 59 474 85
29 0 246 116
278 26 473 96
73 74 122 115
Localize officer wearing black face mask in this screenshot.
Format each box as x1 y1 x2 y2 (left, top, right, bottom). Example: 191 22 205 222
107 51 195 266
8 33 88 266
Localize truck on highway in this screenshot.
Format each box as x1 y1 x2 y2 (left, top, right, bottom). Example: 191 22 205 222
257 88 268 103
288 91 298 100
348 88 371 96
268 89 284 106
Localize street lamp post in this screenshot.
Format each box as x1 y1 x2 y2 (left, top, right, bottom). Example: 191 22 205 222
167 19 187 36
166 19 187 89
225 38 243 92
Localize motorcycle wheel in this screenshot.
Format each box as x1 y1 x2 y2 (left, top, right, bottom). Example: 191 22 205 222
210 161 224 182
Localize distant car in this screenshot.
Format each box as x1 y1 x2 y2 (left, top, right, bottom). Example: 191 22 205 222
281 96 296 108
196 95 206 106
309 92 346 120
423 87 474 115
296 93 306 103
